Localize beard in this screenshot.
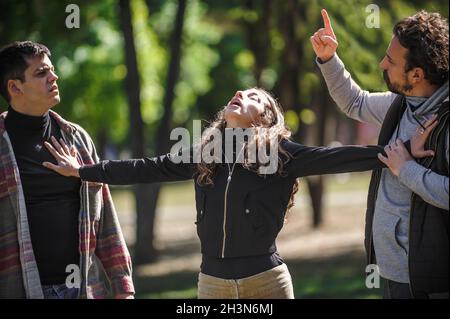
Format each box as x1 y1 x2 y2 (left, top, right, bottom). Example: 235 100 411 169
383 70 413 95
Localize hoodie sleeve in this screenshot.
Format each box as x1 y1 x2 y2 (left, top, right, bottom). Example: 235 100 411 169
284 140 386 178
316 54 397 126
398 127 449 210
79 150 196 185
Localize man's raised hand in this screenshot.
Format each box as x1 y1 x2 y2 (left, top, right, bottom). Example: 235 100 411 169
310 9 338 63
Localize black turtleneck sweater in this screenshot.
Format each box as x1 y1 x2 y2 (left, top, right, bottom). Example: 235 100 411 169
5 107 81 285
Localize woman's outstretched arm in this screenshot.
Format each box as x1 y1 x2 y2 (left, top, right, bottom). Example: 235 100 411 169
285 118 434 178
43 136 195 185
284 140 386 178
79 155 195 184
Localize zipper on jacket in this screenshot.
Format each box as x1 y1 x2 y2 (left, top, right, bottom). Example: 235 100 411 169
221 173 232 258
221 146 244 258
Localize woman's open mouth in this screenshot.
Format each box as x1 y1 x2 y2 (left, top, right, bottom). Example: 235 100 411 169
228 98 242 108
49 85 59 93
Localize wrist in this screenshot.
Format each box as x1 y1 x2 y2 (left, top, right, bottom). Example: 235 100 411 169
318 54 334 64
395 159 413 177
73 167 81 178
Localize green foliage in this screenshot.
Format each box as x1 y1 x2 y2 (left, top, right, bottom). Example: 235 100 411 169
0 0 128 146
132 0 222 151
1 0 448 147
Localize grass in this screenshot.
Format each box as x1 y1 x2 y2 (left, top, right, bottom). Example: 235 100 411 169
287 251 383 299
134 270 199 299
133 250 383 299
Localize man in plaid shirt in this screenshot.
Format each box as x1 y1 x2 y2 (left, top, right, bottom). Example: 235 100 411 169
0 41 134 299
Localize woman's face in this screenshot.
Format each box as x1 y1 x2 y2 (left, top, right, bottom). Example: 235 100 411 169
224 89 271 128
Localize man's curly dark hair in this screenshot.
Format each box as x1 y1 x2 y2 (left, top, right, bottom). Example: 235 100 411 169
394 10 449 86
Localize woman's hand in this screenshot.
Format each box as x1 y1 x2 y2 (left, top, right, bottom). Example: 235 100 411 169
42 136 81 178
378 115 437 176
310 9 338 63
411 114 438 158
378 139 413 176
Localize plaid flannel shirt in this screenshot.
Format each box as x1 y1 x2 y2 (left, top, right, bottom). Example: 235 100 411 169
0 110 134 298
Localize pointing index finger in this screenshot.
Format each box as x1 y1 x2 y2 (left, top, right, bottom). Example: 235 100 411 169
321 9 336 39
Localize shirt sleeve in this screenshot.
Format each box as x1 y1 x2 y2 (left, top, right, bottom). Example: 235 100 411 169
79 151 196 185
285 140 386 178
398 126 449 210
399 160 449 210
316 54 397 126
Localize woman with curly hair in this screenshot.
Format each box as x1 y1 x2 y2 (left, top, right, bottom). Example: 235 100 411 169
42 87 430 299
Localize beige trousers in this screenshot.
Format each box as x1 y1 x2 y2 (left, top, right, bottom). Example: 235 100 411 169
197 263 294 299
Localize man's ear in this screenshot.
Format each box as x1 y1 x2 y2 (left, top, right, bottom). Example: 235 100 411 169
410 67 425 84
7 79 23 98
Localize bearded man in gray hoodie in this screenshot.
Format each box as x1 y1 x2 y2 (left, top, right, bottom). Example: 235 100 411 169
311 9 449 299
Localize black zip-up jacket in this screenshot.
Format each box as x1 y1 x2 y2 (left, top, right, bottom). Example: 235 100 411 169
365 96 449 299
80 139 387 259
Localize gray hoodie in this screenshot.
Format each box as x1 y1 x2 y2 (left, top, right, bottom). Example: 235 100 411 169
317 54 449 283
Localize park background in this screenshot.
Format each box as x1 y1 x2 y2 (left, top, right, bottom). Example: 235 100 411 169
0 0 448 298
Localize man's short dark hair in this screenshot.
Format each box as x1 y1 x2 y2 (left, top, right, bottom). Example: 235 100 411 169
0 41 51 103
394 11 449 86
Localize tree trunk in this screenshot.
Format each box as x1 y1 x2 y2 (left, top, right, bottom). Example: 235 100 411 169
307 177 323 227
243 0 271 86
307 80 328 228
131 0 187 265
119 0 158 264
155 0 186 154
273 0 300 117
272 0 325 228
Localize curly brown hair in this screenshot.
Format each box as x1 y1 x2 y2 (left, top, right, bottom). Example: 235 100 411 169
196 88 299 215
394 11 449 86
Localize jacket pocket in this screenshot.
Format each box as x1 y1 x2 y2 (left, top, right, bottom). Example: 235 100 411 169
243 191 266 235
195 190 206 225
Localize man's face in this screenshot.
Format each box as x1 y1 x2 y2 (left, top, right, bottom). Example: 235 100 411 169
12 54 60 112
379 36 413 95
